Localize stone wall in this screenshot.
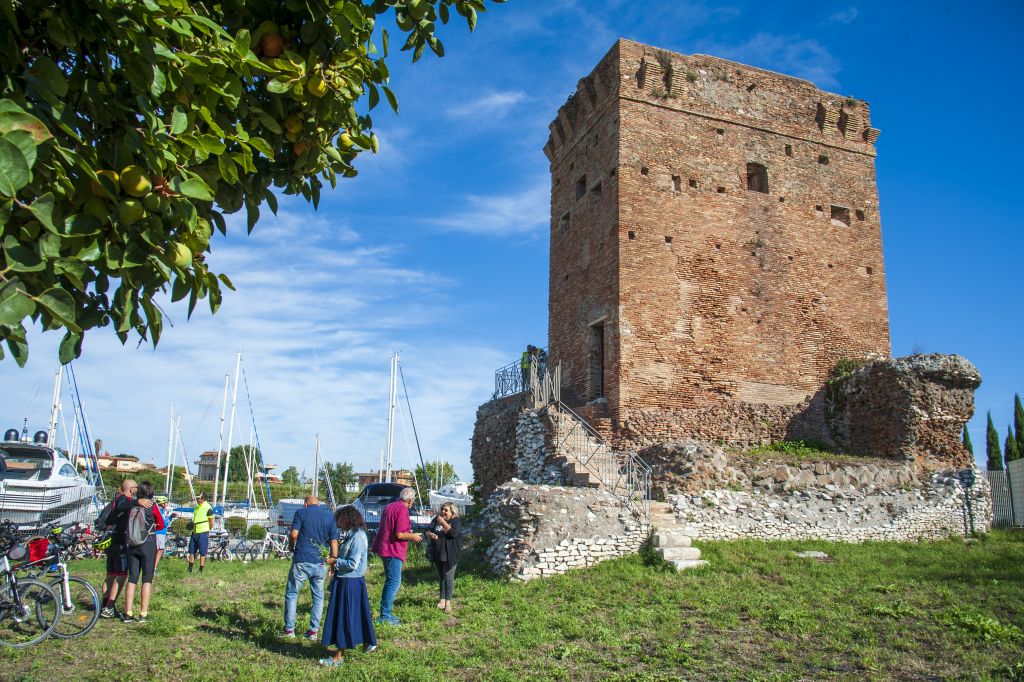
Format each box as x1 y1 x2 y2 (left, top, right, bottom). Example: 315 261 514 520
831 354 981 468
670 469 991 542
470 393 532 500
477 481 646 580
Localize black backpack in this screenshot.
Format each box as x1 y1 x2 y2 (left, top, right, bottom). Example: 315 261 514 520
95 498 117 531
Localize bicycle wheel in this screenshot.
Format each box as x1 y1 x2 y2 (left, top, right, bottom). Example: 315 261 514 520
0 578 61 648
49 576 99 639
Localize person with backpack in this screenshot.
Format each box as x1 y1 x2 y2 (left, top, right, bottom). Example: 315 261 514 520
99 479 154 619
121 480 164 623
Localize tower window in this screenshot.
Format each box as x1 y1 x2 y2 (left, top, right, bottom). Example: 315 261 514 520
628 230 636 240
590 182 602 197
640 166 649 176
665 235 673 244
672 175 681 191
575 175 587 200
785 144 793 157
688 178 697 189
818 154 829 165
746 163 769 193
589 322 605 400
856 209 865 221
559 211 571 233
830 205 851 227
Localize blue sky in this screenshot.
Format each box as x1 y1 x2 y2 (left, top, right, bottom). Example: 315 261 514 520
3 0 1023 483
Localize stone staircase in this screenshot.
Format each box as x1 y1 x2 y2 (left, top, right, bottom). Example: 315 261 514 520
550 408 625 493
650 501 708 571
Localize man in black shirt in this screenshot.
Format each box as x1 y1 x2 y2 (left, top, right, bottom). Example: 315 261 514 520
99 479 153 619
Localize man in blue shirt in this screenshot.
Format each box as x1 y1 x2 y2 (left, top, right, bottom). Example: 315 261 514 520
283 496 338 639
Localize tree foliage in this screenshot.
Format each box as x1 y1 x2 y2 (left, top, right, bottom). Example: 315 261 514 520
1014 393 1024 460
322 459 357 502
414 458 457 496
227 443 262 481
986 412 1002 472
1003 426 1020 467
962 425 973 455
281 465 300 485
0 0 503 365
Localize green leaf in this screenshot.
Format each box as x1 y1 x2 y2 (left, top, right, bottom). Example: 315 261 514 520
383 86 399 114
151 64 166 97
368 84 380 110
26 56 69 98
170 106 188 135
3 235 44 271
217 273 236 291
175 177 214 201
263 188 278 215
35 287 81 332
0 99 51 143
0 136 31 196
171 275 190 302
5 332 28 367
5 130 37 169
267 77 294 94
382 28 390 56
27 193 58 234
0 278 36 326
58 331 82 364
245 200 259 233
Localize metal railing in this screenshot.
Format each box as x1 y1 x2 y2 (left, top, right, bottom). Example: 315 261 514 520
548 401 652 529
493 348 548 400
987 459 1023 527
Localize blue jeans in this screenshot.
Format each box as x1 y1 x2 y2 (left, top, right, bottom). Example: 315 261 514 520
284 561 327 632
378 556 403 623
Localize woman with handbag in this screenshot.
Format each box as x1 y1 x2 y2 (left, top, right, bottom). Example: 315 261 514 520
425 502 463 613
319 506 376 667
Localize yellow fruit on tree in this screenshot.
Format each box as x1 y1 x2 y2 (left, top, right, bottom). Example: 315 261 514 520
117 199 145 225
370 133 380 154
92 170 120 197
142 193 163 212
285 114 303 133
172 243 193 269
338 132 353 148
306 75 328 97
120 166 153 197
83 198 109 220
396 12 414 31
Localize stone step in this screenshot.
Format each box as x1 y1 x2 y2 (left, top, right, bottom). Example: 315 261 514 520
652 533 691 548
671 559 709 572
657 546 702 562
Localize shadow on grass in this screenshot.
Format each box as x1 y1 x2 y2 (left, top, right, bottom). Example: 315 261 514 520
192 604 323 660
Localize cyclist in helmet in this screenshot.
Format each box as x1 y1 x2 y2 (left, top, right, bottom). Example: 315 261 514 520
153 495 176 574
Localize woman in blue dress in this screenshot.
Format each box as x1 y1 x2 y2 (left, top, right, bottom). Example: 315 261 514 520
319 506 377 667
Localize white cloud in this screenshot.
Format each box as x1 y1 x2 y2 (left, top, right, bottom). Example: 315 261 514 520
0 204 503 485
827 7 859 24
429 182 549 236
445 90 529 119
695 33 842 88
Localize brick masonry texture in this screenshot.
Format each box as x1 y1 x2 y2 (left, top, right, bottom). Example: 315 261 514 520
545 39 891 448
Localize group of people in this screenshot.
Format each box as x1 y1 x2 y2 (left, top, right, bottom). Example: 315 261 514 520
98 481 214 622
285 487 463 667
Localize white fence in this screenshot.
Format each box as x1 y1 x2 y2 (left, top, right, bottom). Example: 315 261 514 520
986 459 1024 527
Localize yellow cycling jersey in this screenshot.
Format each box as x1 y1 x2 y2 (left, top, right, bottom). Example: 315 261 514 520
192 501 213 533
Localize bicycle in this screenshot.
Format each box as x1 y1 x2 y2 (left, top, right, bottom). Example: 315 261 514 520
164 533 189 560
246 532 292 561
17 524 100 639
232 533 255 561
0 520 61 648
209 533 234 561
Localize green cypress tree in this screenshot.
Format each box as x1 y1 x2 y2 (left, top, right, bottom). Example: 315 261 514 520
962 425 974 455
986 412 1003 471
1014 393 1024 461
1004 426 1020 468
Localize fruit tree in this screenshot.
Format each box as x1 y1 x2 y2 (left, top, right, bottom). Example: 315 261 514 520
0 0 504 365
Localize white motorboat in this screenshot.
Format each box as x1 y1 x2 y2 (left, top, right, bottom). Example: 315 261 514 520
429 482 474 516
0 429 97 531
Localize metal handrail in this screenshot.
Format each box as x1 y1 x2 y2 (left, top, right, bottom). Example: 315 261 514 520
493 348 549 400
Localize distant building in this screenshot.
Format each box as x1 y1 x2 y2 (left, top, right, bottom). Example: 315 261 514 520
356 469 414 489
85 452 155 473
196 450 222 481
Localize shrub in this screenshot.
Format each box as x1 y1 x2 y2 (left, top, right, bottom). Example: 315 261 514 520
224 516 247 536
170 517 191 536
246 524 268 541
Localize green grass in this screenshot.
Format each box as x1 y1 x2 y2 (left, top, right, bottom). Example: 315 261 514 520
3 531 1023 681
736 440 873 465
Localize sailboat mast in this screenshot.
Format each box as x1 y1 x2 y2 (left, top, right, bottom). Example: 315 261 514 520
385 352 398 483
312 434 321 498
221 351 242 510
164 406 175 496
213 372 230 508
47 368 62 447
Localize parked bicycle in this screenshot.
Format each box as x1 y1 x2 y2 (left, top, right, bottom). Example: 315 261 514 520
243 532 291 561
209 532 234 561
17 523 100 639
163 533 190 560
0 520 61 648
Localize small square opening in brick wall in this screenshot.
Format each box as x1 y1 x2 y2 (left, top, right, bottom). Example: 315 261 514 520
575 175 587 200
746 162 768 193
688 178 697 189
815 204 824 217
830 205 851 227
865 266 873 275
591 182 602 197
818 154 829 165
628 230 637 240
559 212 571 233
609 166 617 177
716 186 726 193
856 209 866 221
785 144 793 157
665 235 673 244
640 166 649 176
716 128 724 137
672 175 681 191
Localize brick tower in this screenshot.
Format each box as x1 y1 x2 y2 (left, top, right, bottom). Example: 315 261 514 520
545 39 891 449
